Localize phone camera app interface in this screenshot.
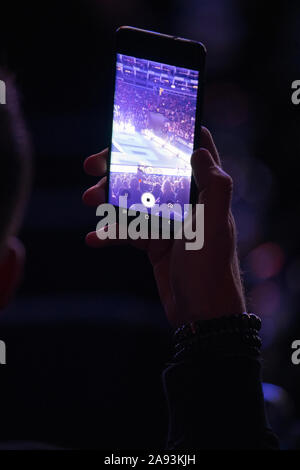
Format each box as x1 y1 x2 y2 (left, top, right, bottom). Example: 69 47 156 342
109 53 199 220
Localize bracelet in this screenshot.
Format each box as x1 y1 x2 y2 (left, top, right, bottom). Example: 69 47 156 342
172 313 262 362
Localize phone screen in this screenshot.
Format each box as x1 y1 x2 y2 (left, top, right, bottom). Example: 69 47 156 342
108 53 199 221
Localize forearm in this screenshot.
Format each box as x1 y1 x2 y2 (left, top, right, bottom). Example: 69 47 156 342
162 315 279 450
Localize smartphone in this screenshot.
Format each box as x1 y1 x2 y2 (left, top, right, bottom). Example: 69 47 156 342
106 26 206 229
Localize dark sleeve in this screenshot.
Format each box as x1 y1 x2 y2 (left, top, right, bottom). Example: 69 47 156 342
162 354 279 450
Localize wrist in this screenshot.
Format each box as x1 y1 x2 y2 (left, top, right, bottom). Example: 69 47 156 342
177 279 246 324
192 298 245 322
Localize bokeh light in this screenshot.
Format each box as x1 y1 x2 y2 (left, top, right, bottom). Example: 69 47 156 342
250 279 282 317
248 242 285 280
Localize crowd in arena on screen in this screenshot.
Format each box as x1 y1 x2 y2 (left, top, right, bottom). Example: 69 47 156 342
114 79 196 145
109 172 190 208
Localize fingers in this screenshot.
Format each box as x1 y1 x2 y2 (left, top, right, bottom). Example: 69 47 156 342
82 176 107 206
191 148 232 223
192 127 231 224
83 148 108 207
86 227 152 251
86 231 127 248
205 166 233 224
85 225 129 248
191 147 216 190
200 127 221 166
84 148 108 176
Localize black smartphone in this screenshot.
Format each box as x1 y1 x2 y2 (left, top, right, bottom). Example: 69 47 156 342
106 26 206 229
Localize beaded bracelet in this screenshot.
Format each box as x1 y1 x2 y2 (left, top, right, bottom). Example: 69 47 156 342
172 313 262 362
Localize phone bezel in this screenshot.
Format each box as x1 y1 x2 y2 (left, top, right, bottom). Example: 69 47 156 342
106 26 206 230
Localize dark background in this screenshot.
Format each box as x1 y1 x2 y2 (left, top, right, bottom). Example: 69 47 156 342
0 0 300 449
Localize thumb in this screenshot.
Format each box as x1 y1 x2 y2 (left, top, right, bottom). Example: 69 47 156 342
191 148 233 223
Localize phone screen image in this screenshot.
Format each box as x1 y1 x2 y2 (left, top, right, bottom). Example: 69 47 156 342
108 53 199 221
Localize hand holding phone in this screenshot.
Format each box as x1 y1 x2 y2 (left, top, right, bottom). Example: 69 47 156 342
83 27 245 326
83 132 245 327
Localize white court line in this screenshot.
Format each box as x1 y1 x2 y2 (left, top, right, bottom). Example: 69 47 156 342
112 138 125 153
